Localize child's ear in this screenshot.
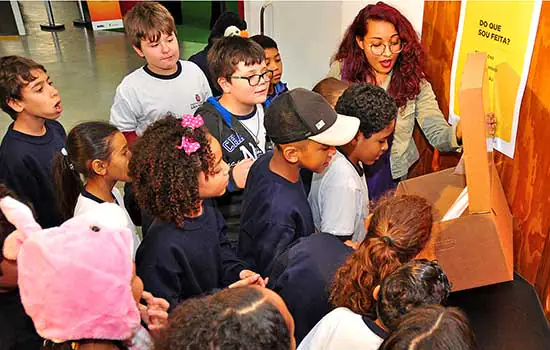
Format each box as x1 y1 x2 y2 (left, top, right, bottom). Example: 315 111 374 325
218 77 232 93
132 45 145 58
91 159 108 176
373 285 381 301
282 145 299 164
6 98 24 113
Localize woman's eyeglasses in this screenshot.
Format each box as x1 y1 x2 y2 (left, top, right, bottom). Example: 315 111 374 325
230 70 274 86
369 40 404 56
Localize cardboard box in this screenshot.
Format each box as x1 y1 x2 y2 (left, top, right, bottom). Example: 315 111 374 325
396 52 514 291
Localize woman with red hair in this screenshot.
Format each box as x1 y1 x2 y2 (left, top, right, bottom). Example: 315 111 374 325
329 2 467 199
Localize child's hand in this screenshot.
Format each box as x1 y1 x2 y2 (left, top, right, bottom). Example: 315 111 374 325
139 291 169 339
229 269 269 288
233 158 255 189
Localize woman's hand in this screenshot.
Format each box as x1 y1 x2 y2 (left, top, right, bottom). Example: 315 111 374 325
486 112 497 137
455 113 497 142
229 269 269 288
139 291 170 338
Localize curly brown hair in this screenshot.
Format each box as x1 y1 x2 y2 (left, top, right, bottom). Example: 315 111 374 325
330 194 433 317
128 115 214 228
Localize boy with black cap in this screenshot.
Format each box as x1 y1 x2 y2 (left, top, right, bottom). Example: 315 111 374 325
238 88 360 276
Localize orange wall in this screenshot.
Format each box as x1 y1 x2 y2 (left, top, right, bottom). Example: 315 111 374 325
421 1 550 318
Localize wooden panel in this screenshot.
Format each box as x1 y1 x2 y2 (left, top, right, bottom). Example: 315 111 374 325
421 1 550 318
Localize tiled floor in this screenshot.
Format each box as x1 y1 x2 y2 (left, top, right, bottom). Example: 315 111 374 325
0 1 207 135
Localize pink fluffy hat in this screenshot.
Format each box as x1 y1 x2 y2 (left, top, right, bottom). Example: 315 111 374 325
1 196 140 343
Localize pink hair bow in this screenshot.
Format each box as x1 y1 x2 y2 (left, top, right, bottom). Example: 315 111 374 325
176 115 205 155
181 114 204 129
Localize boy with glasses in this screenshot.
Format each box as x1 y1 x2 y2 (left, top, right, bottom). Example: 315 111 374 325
196 36 271 239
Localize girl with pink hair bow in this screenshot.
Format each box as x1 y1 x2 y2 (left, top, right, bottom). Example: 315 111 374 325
129 114 267 312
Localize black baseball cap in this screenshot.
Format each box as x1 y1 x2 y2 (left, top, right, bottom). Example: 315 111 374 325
265 88 360 146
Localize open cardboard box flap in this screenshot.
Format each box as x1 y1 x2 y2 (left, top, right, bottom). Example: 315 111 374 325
396 52 514 291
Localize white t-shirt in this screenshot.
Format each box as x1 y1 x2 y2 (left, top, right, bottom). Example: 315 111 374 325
110 60 212 136
308 151 369 242
74 187 140 258
298 307 387 350
235 105 266 154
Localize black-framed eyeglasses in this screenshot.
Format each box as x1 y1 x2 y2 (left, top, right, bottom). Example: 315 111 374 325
369 40 404 56
230 70 274 86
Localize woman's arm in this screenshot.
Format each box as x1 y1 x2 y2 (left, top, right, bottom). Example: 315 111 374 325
414 80 461 152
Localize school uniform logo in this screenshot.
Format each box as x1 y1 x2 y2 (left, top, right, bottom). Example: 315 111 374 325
190 94 204 110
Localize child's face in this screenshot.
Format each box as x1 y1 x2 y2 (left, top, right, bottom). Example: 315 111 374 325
355 120 395 165
106 132 132 182
222 61 270 105
295 140 336 174
134 31 179 75
264 48 283 86
198 136 230 199
8 69 62 120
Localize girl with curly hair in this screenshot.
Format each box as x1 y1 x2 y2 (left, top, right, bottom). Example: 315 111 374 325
269 194 432 344
299 259 451 350
130 115 265 312
328 2 466 200
328 194 433 318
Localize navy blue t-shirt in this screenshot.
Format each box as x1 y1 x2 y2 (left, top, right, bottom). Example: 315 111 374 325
136 200 247 312
239 152 314 276
269 233 353 343
0 120 65 228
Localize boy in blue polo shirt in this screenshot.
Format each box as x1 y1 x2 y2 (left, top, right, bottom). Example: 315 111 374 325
239 88 359 276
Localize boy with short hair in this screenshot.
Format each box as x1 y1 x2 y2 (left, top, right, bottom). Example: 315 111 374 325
239 88 360 276
0 55 65 228
110 2 212 146
196 36 272 237
309 83 397 242
250 34 288 107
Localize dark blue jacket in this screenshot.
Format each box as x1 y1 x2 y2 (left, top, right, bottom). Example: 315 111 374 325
239 152 314 276
0 120 65 228
136 200 247 312
269 232 353 343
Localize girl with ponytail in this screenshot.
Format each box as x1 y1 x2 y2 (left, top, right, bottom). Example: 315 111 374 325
329 194 433 316
52 121 140 256
297 194 433 350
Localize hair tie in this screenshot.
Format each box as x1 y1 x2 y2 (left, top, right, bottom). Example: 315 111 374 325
61 148 75 170
61 147 68 157
380 235 393 248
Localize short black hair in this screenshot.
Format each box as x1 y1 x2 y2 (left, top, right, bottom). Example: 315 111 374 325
376 259 451 331
379 305 477 350
335 83 397 139
207 36 265 91
155 287 291 350
250 34 278 50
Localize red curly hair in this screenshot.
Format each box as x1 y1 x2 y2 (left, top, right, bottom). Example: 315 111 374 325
329 194 433 317
333 1 425 108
